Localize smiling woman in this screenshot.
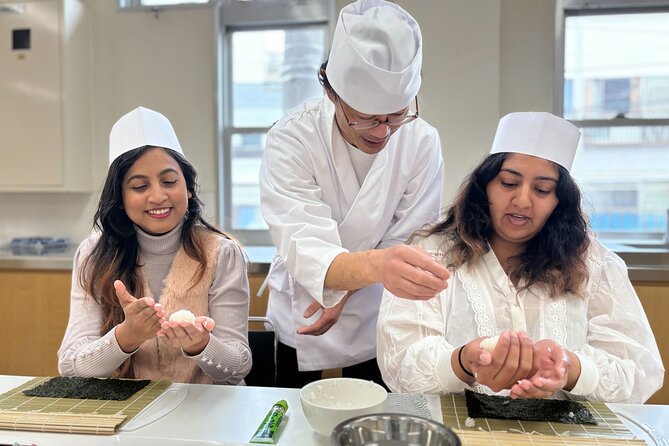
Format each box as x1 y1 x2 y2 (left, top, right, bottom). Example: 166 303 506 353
121 148 192 236
57 107 252 385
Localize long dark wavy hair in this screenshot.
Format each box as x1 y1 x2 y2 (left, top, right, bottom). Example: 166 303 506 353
419 152 590 297
79 146 230 371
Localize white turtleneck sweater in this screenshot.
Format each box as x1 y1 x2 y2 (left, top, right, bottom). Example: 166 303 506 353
58 223 252 384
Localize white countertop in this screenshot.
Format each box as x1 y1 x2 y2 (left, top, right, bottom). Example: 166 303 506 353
1 375 668 446
0 375 440 446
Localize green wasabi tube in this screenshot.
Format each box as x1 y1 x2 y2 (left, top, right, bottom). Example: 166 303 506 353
249 399 288 444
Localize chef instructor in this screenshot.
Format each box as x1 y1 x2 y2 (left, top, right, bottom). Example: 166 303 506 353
259 0 449 388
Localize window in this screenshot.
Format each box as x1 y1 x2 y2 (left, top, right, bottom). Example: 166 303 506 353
119 0 210 8
217 0 333 245
557 1 669 243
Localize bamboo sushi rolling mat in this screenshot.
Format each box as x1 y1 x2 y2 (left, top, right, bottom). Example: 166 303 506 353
441 394 647 445
0 377 171 435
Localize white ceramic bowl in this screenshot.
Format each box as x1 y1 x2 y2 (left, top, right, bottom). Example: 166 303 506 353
299 378 388 437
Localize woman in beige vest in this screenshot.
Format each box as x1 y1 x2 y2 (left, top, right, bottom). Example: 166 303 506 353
58 107 252 384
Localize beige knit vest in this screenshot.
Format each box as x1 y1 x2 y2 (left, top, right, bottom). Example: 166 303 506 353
130 229 223 384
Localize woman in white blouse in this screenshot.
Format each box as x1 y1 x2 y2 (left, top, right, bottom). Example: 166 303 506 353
377 112 664 403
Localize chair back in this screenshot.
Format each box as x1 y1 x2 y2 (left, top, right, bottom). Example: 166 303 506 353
246 316 278 387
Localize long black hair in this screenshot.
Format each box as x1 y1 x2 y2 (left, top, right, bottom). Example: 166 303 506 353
419 152 590 297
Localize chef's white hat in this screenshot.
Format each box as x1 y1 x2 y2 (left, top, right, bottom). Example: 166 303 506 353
326 0 422 115
109 106 184 165
490 112 581 171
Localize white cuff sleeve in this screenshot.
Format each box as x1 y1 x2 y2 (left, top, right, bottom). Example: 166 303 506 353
435 347 466 393
569 352 600 396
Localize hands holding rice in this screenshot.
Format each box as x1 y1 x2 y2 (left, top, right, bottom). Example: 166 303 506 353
113 279 215 356
457 331 574 398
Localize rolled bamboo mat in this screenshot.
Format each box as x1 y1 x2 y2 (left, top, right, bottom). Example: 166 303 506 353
0 377 171 435
441 394 647 445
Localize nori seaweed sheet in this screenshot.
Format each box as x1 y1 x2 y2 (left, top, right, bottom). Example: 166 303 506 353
22 377 151 401
465 389 597 425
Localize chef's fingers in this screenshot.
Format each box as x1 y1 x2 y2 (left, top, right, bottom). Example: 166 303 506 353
380 246 449 295
397 264 448 294
302 300 323 319
389 280 441 300
404 246 450 281
296 316 335 336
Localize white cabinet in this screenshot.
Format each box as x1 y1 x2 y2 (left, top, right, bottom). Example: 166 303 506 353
0 0 92 191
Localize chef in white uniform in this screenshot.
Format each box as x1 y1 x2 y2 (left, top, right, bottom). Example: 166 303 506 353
259 0 449 388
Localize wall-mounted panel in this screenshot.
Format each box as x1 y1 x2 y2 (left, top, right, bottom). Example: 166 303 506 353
0 0 63 187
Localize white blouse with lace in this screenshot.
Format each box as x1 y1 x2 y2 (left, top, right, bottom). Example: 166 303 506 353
377 235 664 403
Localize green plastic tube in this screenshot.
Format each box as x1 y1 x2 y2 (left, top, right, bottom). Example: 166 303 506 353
249 399 289 444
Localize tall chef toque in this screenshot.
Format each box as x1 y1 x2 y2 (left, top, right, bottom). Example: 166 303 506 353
490 112 581 171
326 0 422 115
109 106 184 165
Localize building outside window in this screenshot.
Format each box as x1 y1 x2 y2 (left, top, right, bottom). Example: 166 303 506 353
557 1 669 243
217 0 333 245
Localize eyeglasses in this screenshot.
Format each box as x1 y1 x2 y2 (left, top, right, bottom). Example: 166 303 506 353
336 96 419 131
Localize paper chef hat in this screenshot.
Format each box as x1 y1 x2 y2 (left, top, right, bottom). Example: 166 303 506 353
326 0 422 115
109 106 184 165
490 112 581 171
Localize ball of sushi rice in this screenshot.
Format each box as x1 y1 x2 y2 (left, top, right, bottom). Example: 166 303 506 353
169 309 196 324
479 335 499 353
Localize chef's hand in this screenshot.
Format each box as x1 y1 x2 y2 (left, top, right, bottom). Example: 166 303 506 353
510 339 570 399
158 316 216 356
375 245 449 300
467 331 534 393
297 291 354 336
114 280 165 353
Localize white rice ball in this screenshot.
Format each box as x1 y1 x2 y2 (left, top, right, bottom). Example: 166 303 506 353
479 335 499 353
169 309 196 324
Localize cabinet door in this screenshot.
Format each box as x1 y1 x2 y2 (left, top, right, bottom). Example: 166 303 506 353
0 270 71 377
0 0 63 188
635 283 669 405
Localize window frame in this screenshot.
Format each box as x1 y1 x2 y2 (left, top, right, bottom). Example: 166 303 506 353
555 0 669 241
119 0 212 10
215 0 334 245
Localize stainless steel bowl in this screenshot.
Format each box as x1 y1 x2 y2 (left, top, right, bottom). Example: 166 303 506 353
330 413 461 446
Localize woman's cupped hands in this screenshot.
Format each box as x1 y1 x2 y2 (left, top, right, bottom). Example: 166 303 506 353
462 331 569 398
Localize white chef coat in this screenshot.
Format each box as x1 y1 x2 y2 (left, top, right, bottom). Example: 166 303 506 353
377 234 665 404
259 96 443 371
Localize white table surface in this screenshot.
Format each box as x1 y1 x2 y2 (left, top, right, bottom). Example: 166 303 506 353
1 375 668 446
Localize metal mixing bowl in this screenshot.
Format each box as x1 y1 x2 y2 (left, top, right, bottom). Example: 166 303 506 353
330 413 461 446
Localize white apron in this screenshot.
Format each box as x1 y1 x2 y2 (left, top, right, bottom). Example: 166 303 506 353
260 96 443 370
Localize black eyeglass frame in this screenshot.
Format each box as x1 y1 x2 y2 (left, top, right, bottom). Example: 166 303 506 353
335 95 419 131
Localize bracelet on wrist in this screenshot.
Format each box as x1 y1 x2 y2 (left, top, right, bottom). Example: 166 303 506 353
458 345 475 378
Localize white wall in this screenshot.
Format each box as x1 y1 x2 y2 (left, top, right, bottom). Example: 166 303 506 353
393 0 502 203
0 0 216 244
500 0 556 115
0 0 556 245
